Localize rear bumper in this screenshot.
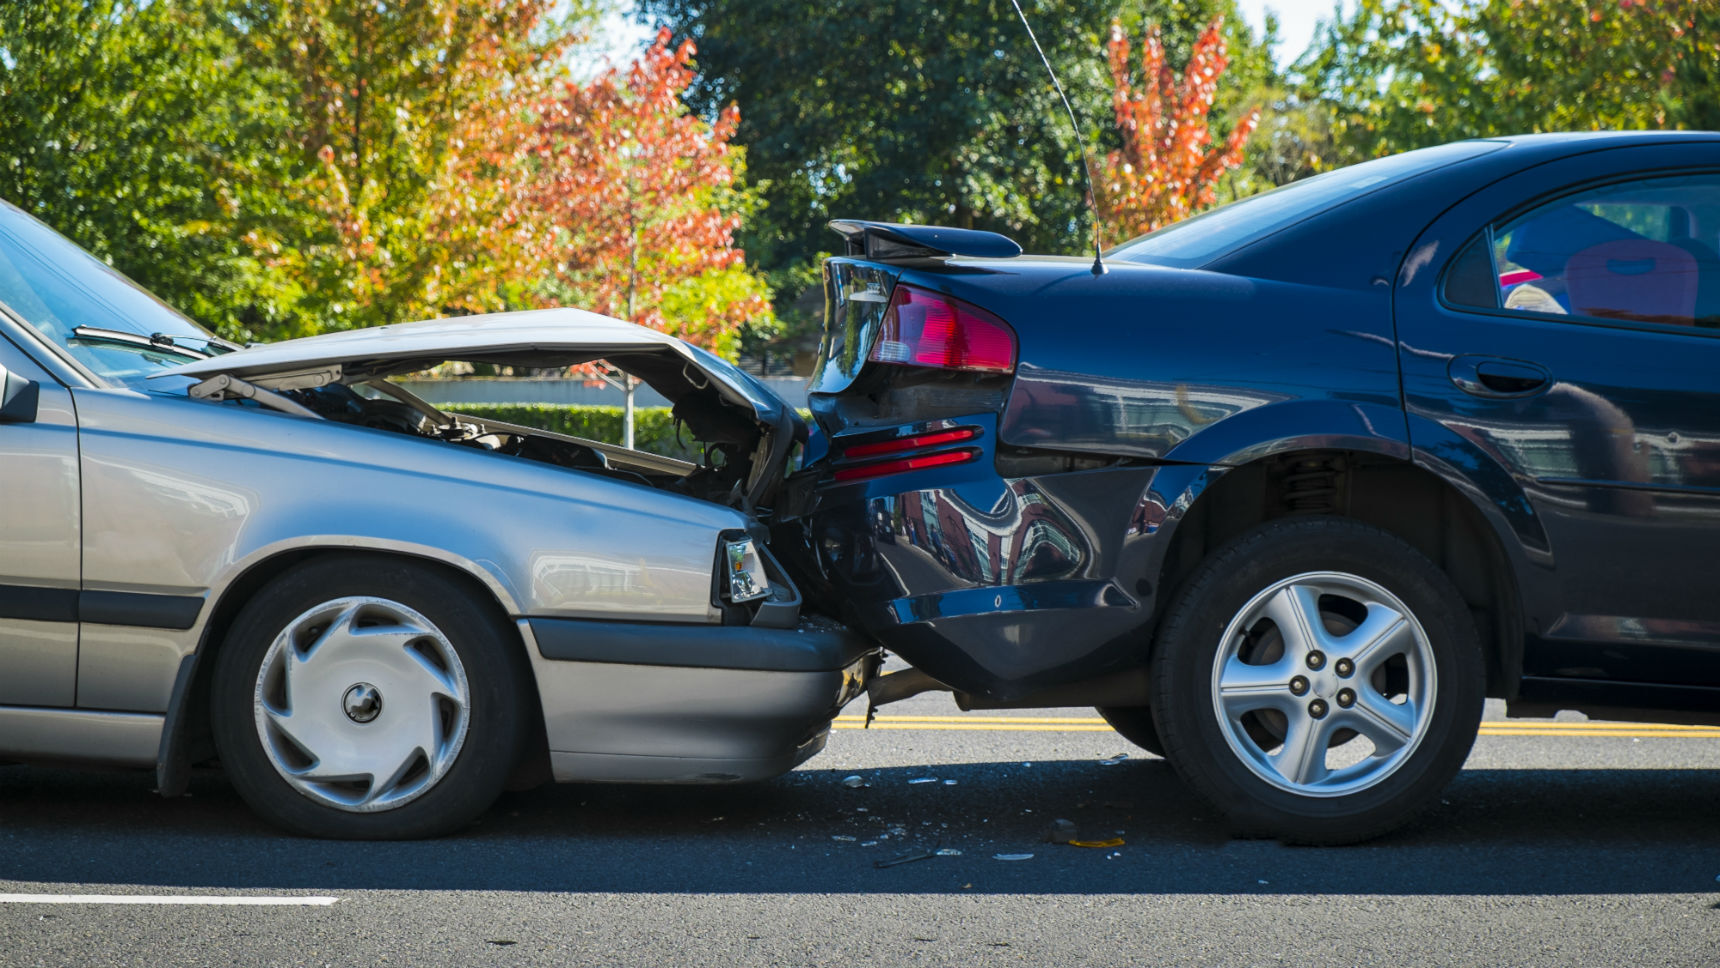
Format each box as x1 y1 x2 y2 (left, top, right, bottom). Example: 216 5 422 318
791 416 1218 700
520 616 876 783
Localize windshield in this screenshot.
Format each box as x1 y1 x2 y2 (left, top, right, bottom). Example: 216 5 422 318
0 201 221 388
1107 140 1508 269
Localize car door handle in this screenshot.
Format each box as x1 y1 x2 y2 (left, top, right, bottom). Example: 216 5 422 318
1448 356 1551 398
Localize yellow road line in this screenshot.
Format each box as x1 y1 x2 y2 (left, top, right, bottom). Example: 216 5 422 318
832 714 1720 738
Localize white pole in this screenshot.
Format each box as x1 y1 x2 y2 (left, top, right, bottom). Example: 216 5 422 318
623 373 635 450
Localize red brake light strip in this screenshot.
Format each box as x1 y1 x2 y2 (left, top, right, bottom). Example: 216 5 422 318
840 426 979 461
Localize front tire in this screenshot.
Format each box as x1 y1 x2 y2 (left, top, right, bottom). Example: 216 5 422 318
211 556 529 839
1150 518 1483 844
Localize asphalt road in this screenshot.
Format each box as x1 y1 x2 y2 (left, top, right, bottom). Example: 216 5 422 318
5 689 1720 968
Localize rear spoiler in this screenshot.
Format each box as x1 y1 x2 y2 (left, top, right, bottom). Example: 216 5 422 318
827 219 1022 261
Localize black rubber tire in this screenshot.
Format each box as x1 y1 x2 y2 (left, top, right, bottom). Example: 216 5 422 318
1149 517 1484 845
1095 706 1165 757
210 556 530 839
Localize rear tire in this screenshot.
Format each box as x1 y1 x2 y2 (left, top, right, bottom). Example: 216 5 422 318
211 556 529 839
1150 518 1483 844
1096 706 1164 756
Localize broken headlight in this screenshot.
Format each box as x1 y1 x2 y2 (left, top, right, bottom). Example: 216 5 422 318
722 535 771 604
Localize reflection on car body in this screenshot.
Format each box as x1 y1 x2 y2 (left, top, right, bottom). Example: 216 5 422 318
0 198 877 839
782 131 1720 844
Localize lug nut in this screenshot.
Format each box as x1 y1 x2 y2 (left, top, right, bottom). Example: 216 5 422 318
1335 658 1354 678
1308 699 1329 719
1306 651 1326 671
1289 676 1310 696
1336 688 1356 708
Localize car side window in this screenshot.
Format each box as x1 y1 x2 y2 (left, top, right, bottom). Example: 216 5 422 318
1444 172 1720 330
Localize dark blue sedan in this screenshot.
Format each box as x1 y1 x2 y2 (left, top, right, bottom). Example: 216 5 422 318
776 131 1720 843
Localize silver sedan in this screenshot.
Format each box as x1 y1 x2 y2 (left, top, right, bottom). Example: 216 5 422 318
0 200 875 838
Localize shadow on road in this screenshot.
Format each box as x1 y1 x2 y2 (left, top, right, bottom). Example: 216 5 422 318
2 759 1717 896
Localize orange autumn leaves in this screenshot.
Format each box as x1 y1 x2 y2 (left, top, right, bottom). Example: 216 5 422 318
525 28 769 358
1098 17 1259 240
258 5 767 356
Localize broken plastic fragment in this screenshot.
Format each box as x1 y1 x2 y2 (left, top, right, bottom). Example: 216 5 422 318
935 848 963 856
908 777 939 785
831 835 857 842
993 853 1035 861
874 848 936 869
1068 838 1125 848
842 775 866 788
1099 753 1130 766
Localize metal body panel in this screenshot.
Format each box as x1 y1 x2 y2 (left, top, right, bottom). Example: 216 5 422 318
161 309 788 427
0 619 76 706
0 706 161 766
0 337 80 707
71 387 747 623
801 132 1720 709
75 624 196 712
521 618 867 782
1394 141 1720 687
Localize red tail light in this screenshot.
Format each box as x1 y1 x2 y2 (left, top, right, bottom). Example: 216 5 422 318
841 426 979 460
869 284 1016 373
833 449 978 482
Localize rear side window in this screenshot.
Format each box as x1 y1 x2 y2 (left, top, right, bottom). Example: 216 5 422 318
1445 173 1720 329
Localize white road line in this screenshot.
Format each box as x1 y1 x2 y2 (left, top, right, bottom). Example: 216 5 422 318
0 894 338 906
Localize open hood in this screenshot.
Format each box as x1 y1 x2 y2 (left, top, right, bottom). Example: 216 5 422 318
159 308 790 428
158 308 801 512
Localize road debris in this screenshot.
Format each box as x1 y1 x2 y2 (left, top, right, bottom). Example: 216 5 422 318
874 848 937 869
1099 753 1130 766
993 853 1035 861
1068 838 1125 848
842 775 866 788
936 848 963 856
908 777 939 785
831 835 857 842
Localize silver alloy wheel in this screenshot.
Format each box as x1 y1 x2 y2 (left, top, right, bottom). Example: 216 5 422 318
252 596 471 812
1209 571 1436 797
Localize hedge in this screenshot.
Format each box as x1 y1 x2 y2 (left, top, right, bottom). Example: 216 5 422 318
440 404 699 460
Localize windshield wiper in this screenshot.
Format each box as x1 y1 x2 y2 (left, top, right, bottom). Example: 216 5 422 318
70 326 220 360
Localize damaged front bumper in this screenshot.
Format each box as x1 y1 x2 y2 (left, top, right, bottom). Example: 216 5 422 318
520 614 878 784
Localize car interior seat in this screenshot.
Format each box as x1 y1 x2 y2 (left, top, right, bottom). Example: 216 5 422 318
1565 238 1700 325
1666 206 1720 326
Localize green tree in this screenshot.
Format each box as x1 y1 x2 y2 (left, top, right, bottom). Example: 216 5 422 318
0 0 292 336
230 0 589 337
1300 0 1720 167
635 0 1276 348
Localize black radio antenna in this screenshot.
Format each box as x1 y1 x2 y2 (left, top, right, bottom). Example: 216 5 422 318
1006 0 1105 276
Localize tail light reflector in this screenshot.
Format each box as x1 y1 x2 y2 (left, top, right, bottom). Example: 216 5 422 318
840 426 979 461
869 284 1015 373
832 449 978 482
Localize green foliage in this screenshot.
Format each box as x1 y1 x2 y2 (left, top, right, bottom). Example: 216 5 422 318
0 0 295 337
439 403 700 460
634 0 1277 279
1298 0 1720 168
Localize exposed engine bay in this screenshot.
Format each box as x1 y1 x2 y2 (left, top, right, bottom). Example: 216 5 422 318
279 378 772 509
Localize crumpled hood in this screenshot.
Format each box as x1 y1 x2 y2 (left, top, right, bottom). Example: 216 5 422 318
158 307 789 427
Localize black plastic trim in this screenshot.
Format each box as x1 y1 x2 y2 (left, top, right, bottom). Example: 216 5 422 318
0 585 204 630
529 617 873 672
79 591 204 630
0 585 77 623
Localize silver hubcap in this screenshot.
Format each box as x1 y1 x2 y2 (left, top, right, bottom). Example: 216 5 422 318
1210 571 1436 797
253 597 470 812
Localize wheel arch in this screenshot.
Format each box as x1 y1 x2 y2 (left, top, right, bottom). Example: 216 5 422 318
156 545 549 798
1149 447 1528 700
